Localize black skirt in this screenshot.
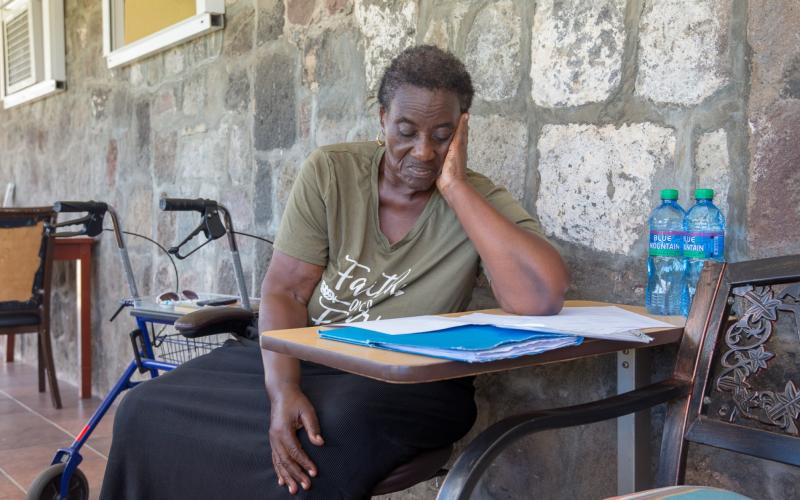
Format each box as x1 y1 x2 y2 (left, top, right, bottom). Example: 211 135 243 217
99 339 477 500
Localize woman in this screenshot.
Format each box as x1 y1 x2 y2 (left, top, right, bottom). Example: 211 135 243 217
101 45 568 499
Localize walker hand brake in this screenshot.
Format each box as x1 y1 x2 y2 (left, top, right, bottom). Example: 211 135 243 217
109 299 134 322
52 201 108 237
162 198 226 260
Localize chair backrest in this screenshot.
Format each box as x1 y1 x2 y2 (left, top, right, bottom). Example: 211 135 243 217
0 207 56 312
656 255 800 486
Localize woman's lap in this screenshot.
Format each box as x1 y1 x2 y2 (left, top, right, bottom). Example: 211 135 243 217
100 340 476 500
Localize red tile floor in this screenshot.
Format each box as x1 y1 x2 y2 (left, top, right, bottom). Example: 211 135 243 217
0 361 115 500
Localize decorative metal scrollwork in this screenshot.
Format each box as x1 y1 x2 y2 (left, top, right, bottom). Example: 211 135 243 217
714 284 800 435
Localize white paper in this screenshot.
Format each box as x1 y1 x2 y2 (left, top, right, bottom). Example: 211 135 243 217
450 307 676 342
338 307 678 343
325 315 459 335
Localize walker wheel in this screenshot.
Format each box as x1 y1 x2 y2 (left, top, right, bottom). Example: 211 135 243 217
26 463 88 500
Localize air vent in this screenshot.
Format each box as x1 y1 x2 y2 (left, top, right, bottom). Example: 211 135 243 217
4 8 32 88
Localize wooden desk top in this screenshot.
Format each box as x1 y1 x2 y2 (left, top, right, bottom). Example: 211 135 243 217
260 301 685 384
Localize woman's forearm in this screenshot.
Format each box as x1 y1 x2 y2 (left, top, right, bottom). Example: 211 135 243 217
439 181 568 315
259 292 311 399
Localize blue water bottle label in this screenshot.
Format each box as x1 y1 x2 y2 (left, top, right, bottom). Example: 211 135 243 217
649 230 683 257
712 234 724 259
684 231 724 259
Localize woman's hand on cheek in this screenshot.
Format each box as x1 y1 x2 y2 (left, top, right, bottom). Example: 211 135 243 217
436 113 469 194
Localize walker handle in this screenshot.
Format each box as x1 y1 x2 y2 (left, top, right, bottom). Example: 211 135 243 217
54 201 108 214
159 198 216 212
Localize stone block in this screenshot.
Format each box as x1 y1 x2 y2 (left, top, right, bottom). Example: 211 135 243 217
224 118 253 185
636 0 731 105
223 5 255 57
536 123 675 254
746 0 800 259
747 103 800 258
684 442 800 499
695 129 730 218
257 0 285 46
780 55 800 100
254 49 297 150
219 182 255 234
466 114 528 201
354 0 417 91
530 0 625 108
144 55 166 87
135 99 151 166
465 1 521 102
313 29 366 145
176 130 227 183
224 69 250 113
152 86 177 118
254 156 274 230
267 151 307 230
182 73 207 116
90 87 110 120
421 3 469 52
154 131 178 184
164 47 186 76
187 36 209 66
286 0 316 25
121 179 155 237
325 0 348 15
105 139 118 187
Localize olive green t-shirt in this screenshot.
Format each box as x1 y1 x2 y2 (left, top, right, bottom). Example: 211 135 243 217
274 141 543 326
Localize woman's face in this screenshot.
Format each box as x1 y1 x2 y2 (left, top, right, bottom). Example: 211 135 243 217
380 85 462 193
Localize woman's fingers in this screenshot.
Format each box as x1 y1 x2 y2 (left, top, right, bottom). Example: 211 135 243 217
299 407 325 450
271 450 285 486
268 389 323 493
272 445 306 494
460 113 469 150
270 432 313 492
275 459 299 494
282 437 315 485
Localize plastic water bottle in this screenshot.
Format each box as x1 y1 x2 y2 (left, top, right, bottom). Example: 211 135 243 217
681 189 725 316
646 189 685 315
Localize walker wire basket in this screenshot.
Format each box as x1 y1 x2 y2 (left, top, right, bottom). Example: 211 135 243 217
149 326 231 365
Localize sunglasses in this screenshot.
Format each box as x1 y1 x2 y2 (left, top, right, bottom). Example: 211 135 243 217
157 290 199 304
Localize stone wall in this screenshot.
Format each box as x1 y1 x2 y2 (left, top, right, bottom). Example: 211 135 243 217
1 0 798 498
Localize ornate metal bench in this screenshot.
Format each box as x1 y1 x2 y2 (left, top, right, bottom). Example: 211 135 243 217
437 255 800 499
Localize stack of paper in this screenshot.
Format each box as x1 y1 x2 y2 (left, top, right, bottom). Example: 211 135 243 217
317 307 677 363
319 324 582 363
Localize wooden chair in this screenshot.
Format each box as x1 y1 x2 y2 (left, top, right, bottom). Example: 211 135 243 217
0 207 61 409
436 254 800 499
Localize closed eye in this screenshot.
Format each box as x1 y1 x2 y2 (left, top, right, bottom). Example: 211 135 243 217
434 133 452 143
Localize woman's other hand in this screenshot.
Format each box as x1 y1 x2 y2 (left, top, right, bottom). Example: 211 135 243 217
437 113 469 194
269 386 325 494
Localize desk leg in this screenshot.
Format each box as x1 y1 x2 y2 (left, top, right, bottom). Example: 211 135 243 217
617 348 651 495
77 248 92 399
5 335 13 362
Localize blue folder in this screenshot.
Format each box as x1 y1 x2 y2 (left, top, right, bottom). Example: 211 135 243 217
318 324 583 362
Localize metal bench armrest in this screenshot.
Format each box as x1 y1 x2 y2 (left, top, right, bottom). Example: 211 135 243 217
436 380 690 500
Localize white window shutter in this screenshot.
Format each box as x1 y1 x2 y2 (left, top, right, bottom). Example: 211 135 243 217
2 0 43 96
5 8 33 87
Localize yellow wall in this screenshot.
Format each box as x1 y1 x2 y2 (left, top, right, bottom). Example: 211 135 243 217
124 0 195 45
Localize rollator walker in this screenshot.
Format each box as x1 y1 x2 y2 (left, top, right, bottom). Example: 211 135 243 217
27 198 258 500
